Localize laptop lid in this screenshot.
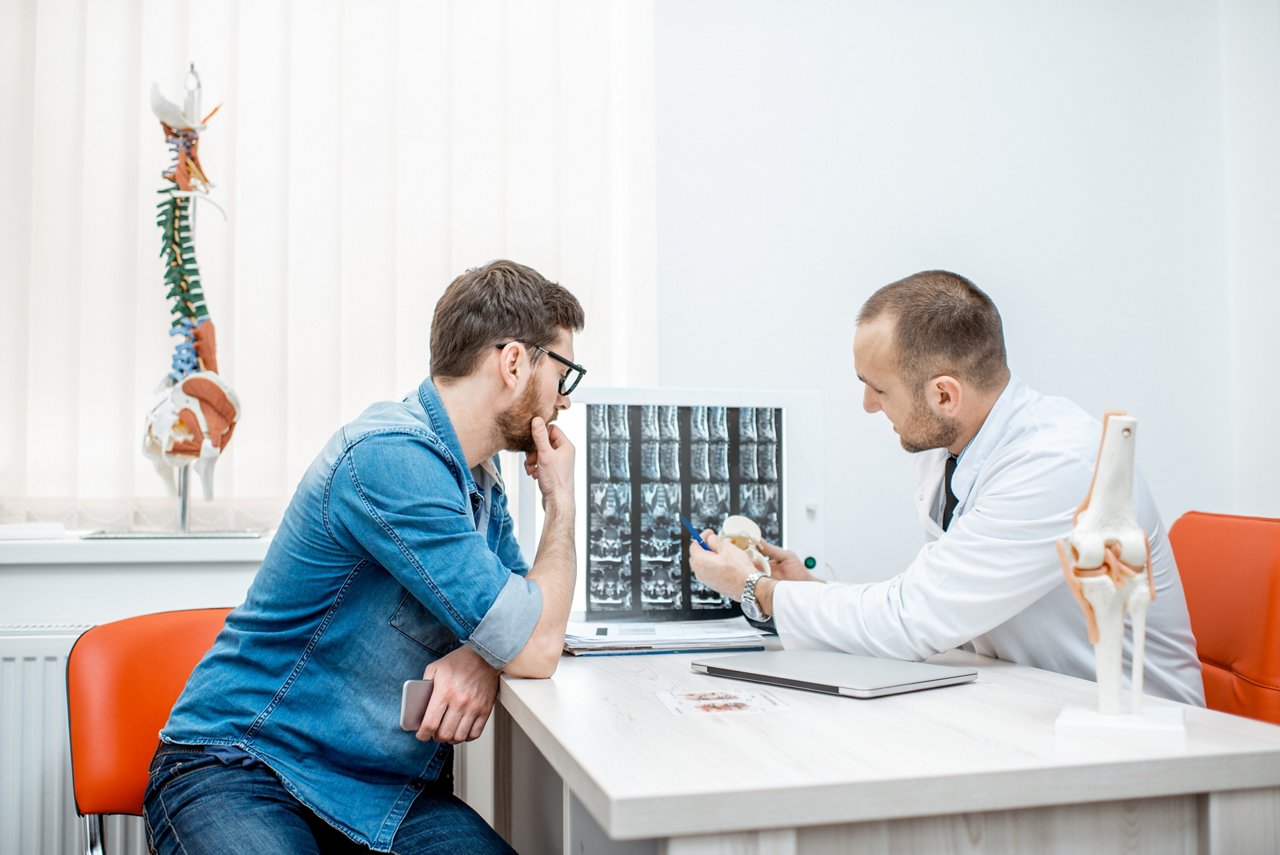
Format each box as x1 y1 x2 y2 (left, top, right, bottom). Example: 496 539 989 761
690 649 977 698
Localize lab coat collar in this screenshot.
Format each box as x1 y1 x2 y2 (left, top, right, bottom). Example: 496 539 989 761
911 375 1033 536
914 450 948 538
948 374 1032 511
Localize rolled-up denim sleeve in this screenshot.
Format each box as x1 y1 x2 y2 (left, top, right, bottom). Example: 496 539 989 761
468 574 541 667
326 432 542 667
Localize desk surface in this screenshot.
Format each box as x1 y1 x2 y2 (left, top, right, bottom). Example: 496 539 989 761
499 649 1280 840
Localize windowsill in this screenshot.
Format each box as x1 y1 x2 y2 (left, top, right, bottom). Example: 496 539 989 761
0 531 274 565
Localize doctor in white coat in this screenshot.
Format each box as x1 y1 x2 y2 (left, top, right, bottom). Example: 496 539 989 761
690 270 1204 705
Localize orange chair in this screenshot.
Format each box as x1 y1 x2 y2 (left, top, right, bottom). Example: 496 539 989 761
1169 512 1280 725
66 607 231 855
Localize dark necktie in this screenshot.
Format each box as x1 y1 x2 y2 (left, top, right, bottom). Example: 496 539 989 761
942 454 959 531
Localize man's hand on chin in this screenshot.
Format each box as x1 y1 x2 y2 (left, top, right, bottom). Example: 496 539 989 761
415 645 501 744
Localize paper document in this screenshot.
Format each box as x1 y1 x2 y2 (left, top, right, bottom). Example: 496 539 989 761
564 617 769 656
657 688 791 715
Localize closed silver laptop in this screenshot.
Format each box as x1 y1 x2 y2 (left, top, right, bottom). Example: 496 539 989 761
691 649 977 698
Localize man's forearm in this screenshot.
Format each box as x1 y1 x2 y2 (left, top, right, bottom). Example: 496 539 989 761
506 496 575 678
527 497 576 626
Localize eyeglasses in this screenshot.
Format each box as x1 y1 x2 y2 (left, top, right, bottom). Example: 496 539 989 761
494 342 587 396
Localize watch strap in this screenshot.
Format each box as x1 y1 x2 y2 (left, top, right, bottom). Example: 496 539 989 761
742 571 768 621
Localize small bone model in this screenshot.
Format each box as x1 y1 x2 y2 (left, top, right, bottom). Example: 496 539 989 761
1056 412 1155 715
719 515 771 576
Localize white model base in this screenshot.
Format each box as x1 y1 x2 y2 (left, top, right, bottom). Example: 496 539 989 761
1055 704 1186 740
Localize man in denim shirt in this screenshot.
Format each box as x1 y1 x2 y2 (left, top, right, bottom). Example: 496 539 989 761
144 261 585 854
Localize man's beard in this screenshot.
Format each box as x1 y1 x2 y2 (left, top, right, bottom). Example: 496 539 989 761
898 398 962 454
496 381 547 453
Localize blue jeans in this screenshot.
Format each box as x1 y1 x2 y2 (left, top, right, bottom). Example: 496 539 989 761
143 743 516 855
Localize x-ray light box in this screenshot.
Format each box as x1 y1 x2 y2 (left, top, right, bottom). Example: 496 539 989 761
534 388 825 621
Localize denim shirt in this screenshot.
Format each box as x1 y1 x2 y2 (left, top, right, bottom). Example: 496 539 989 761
161 379 542 850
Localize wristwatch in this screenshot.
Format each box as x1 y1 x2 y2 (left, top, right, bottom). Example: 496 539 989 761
741 571 769 621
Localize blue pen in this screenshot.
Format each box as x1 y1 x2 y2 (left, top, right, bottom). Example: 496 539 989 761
680 516 713 551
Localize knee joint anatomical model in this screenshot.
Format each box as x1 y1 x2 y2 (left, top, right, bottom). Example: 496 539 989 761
1056 412 1155 715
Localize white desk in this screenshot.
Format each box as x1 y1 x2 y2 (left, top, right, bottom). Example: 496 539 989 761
494 650 1280 854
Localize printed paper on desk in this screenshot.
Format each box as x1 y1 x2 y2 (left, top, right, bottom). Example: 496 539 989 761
657 689 791 716
563 616 769 654
567 617 766 643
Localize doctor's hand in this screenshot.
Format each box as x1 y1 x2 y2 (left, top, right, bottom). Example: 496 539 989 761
416 645 500 745
688 531 757 601
758 539 821 583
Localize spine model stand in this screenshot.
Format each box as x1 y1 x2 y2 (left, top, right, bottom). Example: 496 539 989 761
142 71 240 504
1056 412 1155 715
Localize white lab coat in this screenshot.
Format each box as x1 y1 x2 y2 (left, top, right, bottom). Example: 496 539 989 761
773 376 1205 706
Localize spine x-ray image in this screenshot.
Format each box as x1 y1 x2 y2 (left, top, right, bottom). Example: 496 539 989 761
585 403 783 620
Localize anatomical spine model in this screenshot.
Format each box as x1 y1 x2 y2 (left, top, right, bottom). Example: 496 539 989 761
1056 412 1155 715
141 77 240 500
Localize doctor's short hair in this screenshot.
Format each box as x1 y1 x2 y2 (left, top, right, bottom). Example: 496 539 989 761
430 260 585 380
858 270 1008 393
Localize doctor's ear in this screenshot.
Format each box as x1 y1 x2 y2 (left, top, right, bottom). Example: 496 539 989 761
927 375 963 416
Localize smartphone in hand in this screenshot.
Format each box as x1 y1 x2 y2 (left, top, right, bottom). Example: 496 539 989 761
400 679 434 731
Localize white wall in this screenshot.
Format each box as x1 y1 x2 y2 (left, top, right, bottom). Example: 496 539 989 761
655 0 1245 581
1220 0 1280 518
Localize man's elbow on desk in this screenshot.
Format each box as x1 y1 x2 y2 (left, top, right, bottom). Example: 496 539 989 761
503 626 565 679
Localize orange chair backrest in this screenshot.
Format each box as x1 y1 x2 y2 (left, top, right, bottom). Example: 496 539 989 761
1169 512 1280 725
66 607 232 816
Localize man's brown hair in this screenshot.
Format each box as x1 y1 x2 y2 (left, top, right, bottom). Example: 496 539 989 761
430 260 585 380
858 270 1008 393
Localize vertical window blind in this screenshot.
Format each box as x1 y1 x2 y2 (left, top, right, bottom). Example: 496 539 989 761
0 0 656 530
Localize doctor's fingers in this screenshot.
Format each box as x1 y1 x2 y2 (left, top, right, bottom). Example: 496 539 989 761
758 539 792 559
690 553 730 585
688 547 716 573
688 553 710 581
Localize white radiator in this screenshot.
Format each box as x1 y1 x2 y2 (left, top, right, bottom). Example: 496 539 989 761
0 625 148 855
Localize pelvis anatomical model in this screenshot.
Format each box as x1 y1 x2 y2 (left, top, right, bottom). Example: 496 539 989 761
720 515 770 576
143 355 240 501
1056 412 1155 715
